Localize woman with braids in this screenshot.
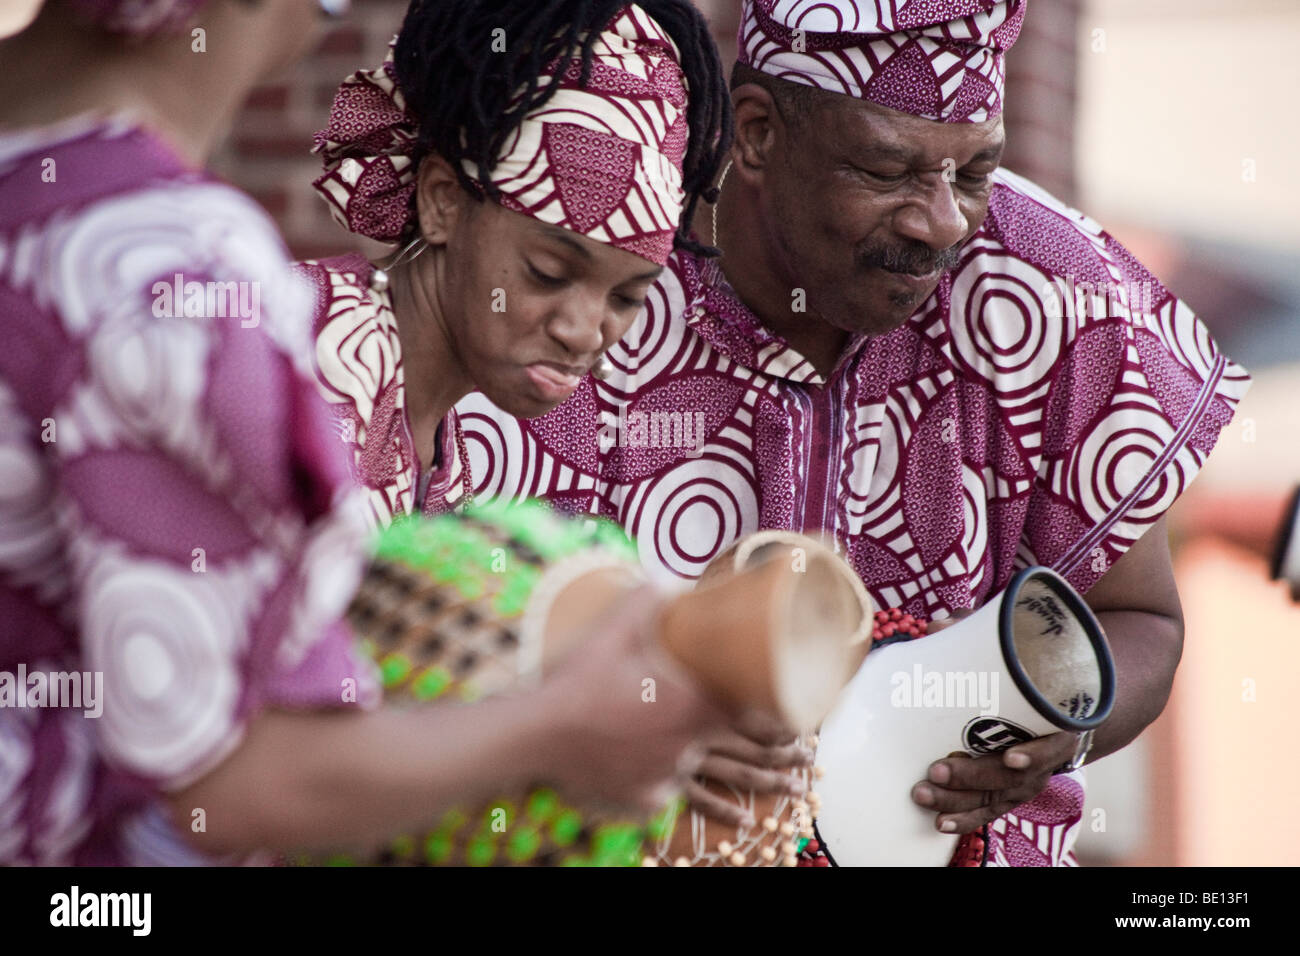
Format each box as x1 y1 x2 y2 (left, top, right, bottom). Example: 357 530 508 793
301 0 732 526
303 0 820 844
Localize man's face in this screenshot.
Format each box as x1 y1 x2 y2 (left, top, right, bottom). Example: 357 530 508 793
760 91 1005 337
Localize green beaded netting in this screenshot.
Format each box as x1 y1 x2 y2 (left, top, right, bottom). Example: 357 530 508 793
304 500 672 867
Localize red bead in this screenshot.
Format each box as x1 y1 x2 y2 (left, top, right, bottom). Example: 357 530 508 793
805 839 820 853
889 608 902 621
883 623 896 636
814 856 830 866
949 832 986 868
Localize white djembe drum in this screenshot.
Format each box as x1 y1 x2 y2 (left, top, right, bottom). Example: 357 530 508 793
813 566 1116 867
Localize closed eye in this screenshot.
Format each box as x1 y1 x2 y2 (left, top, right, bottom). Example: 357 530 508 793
528 262 567 287
860 169 908 186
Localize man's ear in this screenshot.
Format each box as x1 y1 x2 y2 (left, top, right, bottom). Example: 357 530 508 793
414 153 468 245
729 83 780 186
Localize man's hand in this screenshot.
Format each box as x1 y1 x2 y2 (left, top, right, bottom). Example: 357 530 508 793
910 734 1077 835
904 608 1073 836
908 515 1183 834
685 710 812 827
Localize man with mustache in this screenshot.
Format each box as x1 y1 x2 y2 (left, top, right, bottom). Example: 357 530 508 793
456 0 1251 865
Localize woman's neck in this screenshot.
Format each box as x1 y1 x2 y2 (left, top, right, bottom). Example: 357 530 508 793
387 249 475 469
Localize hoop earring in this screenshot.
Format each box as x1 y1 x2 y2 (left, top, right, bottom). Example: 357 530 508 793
710 160 734 250
370 236 428 293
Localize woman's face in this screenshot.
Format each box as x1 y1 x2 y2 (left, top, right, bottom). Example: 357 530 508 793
433 195 664 418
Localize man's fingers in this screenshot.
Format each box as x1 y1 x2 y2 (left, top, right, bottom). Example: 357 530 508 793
684 779 754 827
995 732 1077 771
910 782 1015 816
926 734 1073 791
696 754 807 796
926 755 1032 793
934 799 1023 836
912 735 1082 827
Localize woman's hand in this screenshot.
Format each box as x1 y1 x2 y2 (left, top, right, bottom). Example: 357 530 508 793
684 710 813 826
539 590 729 814
169 590 728 856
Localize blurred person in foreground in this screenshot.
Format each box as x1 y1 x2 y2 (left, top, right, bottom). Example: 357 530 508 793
455 0 1252 865
0 0 722 865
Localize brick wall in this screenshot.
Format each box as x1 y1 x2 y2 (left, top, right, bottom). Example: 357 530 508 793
211 0 408 260
214 0 1075 259
1000 0 1081 204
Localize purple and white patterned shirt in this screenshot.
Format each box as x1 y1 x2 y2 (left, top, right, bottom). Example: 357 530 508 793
0 115 378 865
452 166 1251 866
298 254 469 530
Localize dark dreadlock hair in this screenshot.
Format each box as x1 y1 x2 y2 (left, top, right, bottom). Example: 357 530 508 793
392 0 732 257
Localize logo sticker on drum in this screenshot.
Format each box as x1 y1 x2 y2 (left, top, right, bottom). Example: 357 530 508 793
962 716 1035 755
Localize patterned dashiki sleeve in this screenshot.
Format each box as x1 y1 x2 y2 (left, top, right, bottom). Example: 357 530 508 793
50 184 383 793
972 169 1251 594
0 119 380 862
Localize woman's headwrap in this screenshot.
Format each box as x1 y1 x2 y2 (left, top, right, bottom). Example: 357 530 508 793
738 0 1026 123
67 0 208 36
312 4 689 266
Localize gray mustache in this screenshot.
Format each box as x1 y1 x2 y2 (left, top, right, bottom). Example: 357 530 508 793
856 242 962 276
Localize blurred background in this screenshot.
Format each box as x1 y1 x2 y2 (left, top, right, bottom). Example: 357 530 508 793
4 0 1297 864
